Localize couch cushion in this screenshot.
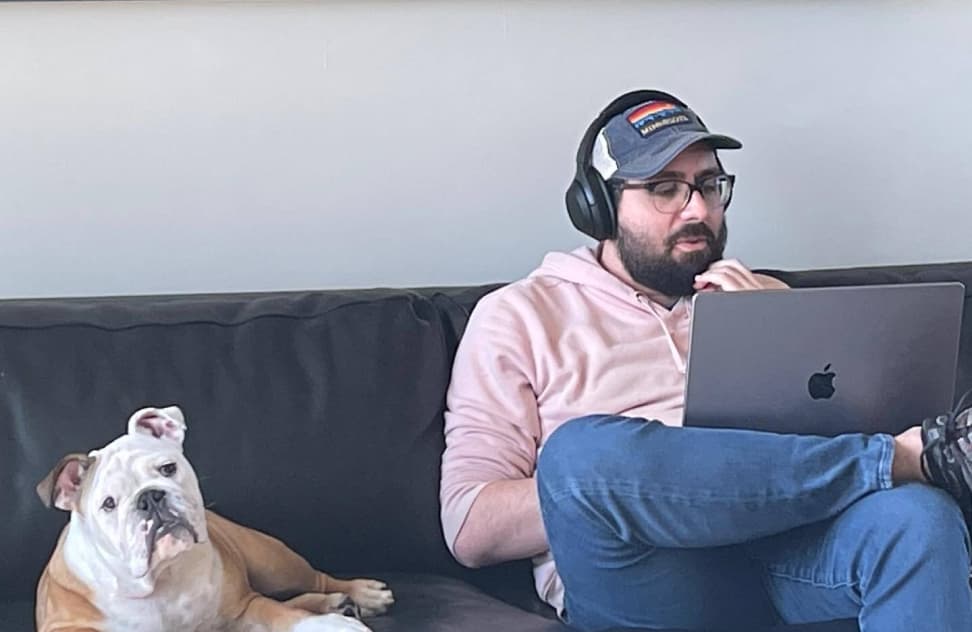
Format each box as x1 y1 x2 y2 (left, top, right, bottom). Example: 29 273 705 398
368 572 568 631
358 574 858 632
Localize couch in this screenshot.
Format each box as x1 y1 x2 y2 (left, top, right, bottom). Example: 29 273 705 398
3 259 971 632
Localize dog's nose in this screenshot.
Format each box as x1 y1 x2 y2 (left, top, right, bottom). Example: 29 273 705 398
136 489 167 513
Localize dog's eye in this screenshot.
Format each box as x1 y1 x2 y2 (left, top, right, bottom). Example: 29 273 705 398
101 497 116 512
159 463 177 477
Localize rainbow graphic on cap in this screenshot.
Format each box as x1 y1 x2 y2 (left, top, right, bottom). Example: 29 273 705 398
627 101 680 128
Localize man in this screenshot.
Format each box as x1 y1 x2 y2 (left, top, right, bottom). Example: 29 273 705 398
439 89 972 631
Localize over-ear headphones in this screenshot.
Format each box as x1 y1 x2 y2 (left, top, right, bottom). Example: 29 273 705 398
566 89 724 241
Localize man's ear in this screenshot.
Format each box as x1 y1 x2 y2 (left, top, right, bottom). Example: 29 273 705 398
127 406 187 445
36 453 94 512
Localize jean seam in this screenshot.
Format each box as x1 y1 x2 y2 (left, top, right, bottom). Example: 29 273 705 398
762 566 858 592
545 481 833 506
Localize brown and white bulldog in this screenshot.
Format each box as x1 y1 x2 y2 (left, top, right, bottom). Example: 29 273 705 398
35 406 394 632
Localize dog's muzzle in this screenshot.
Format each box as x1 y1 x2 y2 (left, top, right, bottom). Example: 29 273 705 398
137 488 199 564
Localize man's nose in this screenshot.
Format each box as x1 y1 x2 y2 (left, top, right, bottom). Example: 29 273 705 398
678 188 711 222
136 489 167 513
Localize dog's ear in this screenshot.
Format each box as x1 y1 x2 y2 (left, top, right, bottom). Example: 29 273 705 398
37 453 94 511
127 406 187 445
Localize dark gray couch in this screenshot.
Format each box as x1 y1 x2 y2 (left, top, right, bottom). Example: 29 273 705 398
4 260 971 632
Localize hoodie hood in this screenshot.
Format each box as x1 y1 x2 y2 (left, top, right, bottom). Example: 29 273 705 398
529 245 638 302
529 245 690 311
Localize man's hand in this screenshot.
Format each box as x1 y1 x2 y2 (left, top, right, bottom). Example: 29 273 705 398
693 259 789 293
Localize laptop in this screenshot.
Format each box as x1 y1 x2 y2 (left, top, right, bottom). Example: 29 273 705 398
682 282 966 436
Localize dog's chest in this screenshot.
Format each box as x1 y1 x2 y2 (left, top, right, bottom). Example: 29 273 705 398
101 580 227 632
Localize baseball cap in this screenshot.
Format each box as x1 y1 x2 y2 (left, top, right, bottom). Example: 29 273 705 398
592 99 742 181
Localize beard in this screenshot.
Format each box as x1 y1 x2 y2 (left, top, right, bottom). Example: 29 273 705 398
617 220 728 298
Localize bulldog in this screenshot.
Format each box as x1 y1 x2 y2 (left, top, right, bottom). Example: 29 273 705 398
35 406 394 632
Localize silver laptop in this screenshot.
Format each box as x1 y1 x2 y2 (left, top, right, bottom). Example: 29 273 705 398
682 282 965 436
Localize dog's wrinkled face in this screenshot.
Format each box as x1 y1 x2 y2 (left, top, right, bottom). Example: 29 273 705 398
38 406 208 582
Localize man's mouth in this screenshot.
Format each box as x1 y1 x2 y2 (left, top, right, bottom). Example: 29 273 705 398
666 223 717 254
672 237 711 252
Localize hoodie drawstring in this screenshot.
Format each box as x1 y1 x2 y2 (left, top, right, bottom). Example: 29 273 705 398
637 294 688 375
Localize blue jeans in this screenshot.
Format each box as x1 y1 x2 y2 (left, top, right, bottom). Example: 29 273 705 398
536 415 972 632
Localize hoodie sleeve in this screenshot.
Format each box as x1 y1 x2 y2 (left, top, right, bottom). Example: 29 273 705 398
439 288 541 557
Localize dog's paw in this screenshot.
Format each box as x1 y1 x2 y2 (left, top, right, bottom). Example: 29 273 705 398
331 593 362 619
346 579 394 617
292 613 372 632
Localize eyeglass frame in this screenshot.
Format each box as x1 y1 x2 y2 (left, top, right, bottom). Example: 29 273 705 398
610 172 736 215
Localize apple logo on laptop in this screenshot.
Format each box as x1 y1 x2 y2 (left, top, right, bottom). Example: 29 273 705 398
808 364 837 399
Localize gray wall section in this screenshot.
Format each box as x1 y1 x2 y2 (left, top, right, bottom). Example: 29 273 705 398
2 0 970 298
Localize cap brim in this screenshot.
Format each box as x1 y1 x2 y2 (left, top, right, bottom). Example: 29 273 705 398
613 132 742 181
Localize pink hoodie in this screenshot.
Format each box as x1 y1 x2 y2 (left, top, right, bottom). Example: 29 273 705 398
440 245 694 614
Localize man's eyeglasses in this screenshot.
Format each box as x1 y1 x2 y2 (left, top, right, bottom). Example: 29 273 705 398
615 173 735 215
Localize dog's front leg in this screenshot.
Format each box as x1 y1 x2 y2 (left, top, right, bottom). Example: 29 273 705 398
208 511 393 617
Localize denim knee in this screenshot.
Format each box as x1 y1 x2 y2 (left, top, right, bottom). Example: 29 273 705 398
864 484 970 570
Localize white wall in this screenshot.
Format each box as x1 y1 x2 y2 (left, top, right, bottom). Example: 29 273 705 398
2 0 970 299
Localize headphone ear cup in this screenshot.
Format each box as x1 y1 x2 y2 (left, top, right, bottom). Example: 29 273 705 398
566 169 616 241
565 178 596 239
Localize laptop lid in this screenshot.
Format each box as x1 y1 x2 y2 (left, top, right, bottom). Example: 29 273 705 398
682 282 965 436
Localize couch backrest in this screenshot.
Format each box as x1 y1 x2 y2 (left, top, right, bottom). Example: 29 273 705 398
0 285 502 600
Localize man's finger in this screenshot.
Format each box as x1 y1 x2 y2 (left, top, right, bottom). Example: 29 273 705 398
694 271 743 292
695 269 759 292
705 259 758 286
